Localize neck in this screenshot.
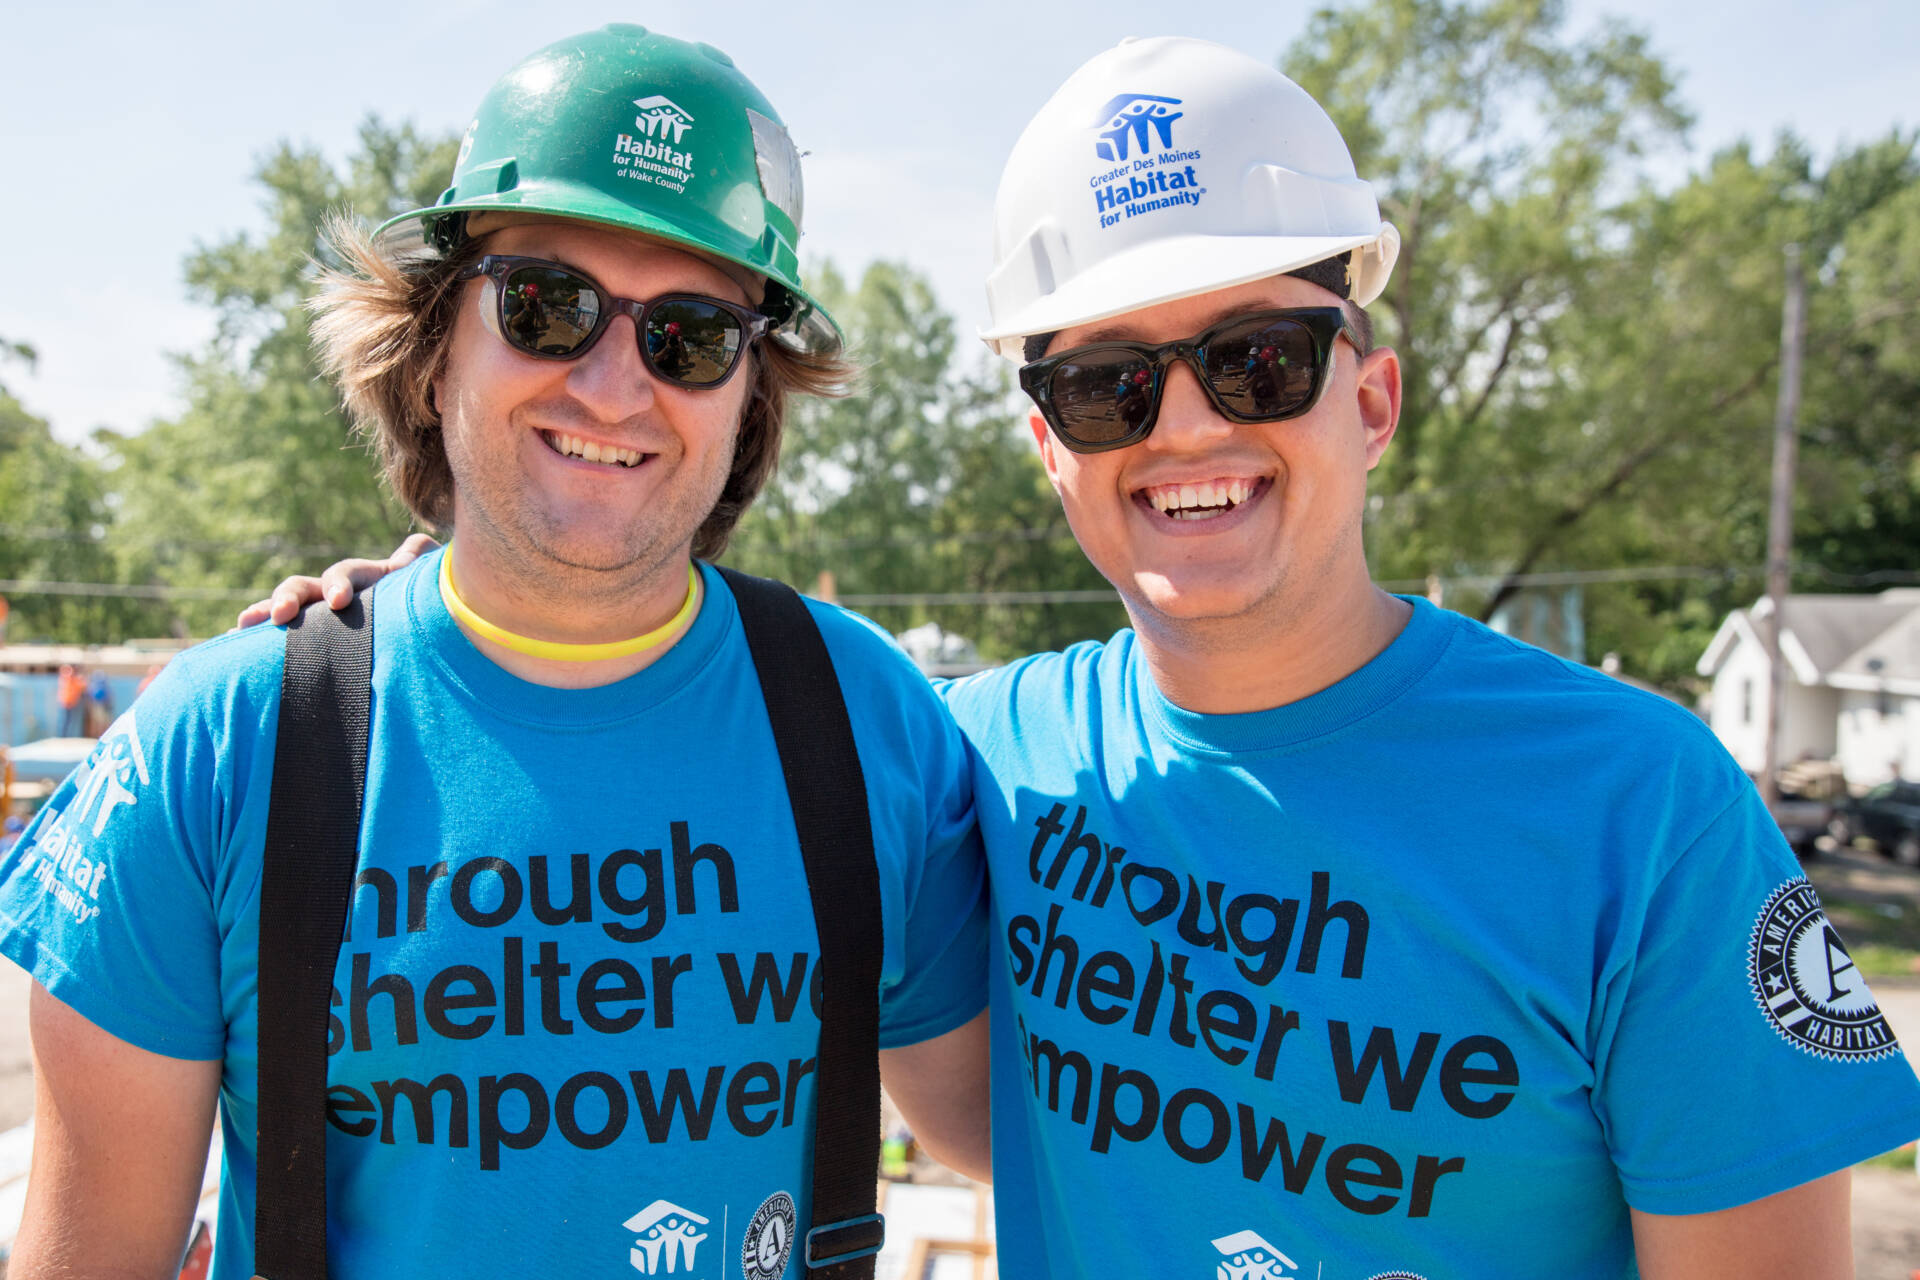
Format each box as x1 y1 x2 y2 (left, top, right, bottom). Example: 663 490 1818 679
443 535 703 689
1130 571 1412 715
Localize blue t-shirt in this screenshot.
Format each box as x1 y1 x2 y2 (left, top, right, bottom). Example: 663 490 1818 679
0 550 987 1280
942 598 1920 1280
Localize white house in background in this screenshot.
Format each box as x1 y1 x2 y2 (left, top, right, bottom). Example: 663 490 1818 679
1697 588 1920 786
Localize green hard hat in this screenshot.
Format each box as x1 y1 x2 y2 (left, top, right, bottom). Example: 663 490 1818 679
378 24 839 354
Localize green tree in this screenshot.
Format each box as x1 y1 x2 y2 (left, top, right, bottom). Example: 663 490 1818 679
0 341 145 642
1285 0 1920 689
726 262 1121 659
104 119 457 635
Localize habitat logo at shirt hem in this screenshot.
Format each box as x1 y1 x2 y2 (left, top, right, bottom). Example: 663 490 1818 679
624 1198 711 1275
1088 92 1208 231
1211 1228 1299 1278
1748 878 1900 1062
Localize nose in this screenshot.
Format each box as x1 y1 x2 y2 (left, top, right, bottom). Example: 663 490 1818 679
1143 355 1234 453
564 313 658 421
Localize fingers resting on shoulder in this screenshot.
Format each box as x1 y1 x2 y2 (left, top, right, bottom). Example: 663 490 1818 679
233 533 440 630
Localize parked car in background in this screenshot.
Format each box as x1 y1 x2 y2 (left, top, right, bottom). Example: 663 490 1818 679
1829 779 1920 867
1769 788 1834 858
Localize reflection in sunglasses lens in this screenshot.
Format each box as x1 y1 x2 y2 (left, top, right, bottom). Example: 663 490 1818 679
645 300 744 386
502 267 602 355
1050 353 1155 444
1201 317 1316 418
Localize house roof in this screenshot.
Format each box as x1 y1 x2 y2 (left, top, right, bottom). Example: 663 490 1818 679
1698 590 1920 681
1829 606 1920 692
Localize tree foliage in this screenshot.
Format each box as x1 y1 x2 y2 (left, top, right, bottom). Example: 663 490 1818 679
0 341 142 642
102 119 458 635
1287 0 1920 688
726 263 1122 658
31 8 1920 685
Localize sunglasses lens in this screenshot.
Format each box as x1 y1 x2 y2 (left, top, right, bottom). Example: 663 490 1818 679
642 299 747 386
499 265 602 356
1199 316 1321 418
1046 352 1157 446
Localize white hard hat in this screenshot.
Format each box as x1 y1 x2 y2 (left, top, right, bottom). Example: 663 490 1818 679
981 36 1399 362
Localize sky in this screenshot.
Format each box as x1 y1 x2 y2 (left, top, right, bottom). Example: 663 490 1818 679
1 1 1915 446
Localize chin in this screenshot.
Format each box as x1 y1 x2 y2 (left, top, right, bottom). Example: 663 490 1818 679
1126 573 1275 626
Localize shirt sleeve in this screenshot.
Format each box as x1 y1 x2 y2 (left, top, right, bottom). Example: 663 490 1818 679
826 628 988 1051
1595 781 1920 1213
0 636 276 1061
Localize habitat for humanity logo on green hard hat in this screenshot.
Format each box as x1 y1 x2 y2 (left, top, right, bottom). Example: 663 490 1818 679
616 95 697 192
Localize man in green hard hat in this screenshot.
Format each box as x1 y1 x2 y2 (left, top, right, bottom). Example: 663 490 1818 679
0 26 988 1278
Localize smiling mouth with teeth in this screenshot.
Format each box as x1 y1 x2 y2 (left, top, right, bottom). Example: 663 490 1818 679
542 430 648 469
1141 477 1262 521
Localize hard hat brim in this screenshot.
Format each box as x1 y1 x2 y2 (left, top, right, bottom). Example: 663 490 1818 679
980 228 1394 362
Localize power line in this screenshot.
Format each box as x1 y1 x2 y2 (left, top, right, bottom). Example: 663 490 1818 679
0 523 386 561
839 589 1121 607
0 563 1911 610
0 578 261 602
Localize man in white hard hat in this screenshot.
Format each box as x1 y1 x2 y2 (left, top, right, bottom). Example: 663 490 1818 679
944 34 1920 1280
248 34 1920 1280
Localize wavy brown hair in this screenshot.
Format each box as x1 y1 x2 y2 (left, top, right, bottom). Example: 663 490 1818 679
309 213 849 559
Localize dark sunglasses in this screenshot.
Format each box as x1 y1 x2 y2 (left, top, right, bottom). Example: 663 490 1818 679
1019 307 1364 453
458 255 769 389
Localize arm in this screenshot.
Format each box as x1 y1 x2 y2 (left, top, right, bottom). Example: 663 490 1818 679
878 1009 990 1182
1629 1170 1852 1280
10 982 221 1280
235 532 439 628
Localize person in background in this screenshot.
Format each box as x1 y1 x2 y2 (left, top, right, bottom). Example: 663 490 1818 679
55 664 84 738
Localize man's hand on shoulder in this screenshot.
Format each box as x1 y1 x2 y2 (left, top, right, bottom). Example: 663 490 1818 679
234 532 439 629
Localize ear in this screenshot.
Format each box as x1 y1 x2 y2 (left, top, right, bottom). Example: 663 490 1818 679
1028 409 1066 492
1354 345 1402 470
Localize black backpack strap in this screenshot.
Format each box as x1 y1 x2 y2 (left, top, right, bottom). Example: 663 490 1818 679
718 567 886 1277
253 595 373 1280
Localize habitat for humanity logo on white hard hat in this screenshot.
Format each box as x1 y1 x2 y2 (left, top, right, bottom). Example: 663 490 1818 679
981 36 1401 361
1089 93 1207 229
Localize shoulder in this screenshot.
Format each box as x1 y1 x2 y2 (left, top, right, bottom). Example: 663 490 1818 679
135 624 289 734
775 595 970 755
1424 607 1749 810
796 596 937 697
939 632 1131 741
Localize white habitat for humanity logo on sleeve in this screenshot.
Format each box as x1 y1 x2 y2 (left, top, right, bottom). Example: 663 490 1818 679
70 710 150 837
624 1199 711 1275
21 710 150 926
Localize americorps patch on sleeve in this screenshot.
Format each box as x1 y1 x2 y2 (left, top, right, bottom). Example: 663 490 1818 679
1748 877 1901 1062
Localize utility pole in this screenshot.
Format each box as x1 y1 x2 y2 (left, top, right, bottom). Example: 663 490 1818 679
1761 244 1806 810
